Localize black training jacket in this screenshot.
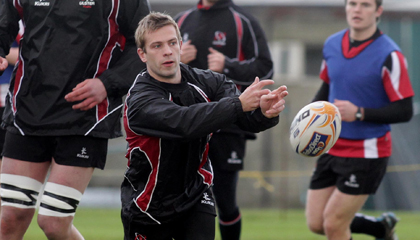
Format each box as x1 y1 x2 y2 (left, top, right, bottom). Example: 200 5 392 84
175 0 274 138
0 0 150 138
121 63 279 225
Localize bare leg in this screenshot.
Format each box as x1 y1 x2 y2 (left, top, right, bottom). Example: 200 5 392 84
306 186 335 235
0 158 50 240
37 159 93 240
323 189 368 240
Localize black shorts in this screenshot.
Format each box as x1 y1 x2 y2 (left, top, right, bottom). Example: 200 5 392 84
309 154 388 195
123 189 216 240
2 131 108 169
209 133 246 171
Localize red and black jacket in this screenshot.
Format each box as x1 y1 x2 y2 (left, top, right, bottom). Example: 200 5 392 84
0 0 150 138
175 0 274 138
122 64 279 225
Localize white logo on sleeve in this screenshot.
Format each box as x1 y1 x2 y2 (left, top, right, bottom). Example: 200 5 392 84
76 147 90 159
344 174 360 188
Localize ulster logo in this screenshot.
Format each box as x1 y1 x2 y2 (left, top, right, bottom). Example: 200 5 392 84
212 31 226 47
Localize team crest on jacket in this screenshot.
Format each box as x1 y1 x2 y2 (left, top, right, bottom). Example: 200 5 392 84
212 31 227 47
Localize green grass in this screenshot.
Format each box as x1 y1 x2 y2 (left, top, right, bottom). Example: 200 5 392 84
24 208 420 240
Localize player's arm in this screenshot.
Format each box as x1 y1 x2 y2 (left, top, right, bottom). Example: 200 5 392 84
0 1 21 74
126 90 243 140
66 1 150 110
363 97 412 124
363 51 414 124
312 58 330 102
312 82 329 102
97 0 150 98
222 16 273 85
126 74 280 139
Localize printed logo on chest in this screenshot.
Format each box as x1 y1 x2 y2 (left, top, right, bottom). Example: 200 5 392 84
212 31 227 47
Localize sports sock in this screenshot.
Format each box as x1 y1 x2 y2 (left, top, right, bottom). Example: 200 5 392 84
350 213 385 238
219 218 241 240
219 210 241 240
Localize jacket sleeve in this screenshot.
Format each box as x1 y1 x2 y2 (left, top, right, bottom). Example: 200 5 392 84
98 0 150 98
125 73 279 140
223 14 274 85
0 0 20 58
126 88 244 140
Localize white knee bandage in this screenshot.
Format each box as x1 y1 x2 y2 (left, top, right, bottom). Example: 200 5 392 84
38 182 82 217
1 174 43 209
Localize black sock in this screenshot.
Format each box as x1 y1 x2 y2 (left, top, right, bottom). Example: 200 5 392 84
350 213 385 238
219 211 241 240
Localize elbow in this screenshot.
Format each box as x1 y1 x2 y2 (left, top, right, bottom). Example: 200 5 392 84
400 107 414 123
402 111 413 122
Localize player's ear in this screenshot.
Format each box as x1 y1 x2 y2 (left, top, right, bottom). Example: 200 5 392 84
376 5 383 18
137 48 147 63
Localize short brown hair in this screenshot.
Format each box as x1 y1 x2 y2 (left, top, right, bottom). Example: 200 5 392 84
345 0 382 9
135 12 182 52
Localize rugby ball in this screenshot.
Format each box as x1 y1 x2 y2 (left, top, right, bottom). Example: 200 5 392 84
289 101 341 157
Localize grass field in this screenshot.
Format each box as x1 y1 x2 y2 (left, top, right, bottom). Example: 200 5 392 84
24 208 420 240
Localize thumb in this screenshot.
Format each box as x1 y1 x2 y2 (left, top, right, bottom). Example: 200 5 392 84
208 47 217 53
248 77 260 87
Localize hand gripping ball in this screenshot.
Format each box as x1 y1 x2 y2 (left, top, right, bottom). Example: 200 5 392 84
289 101 342 157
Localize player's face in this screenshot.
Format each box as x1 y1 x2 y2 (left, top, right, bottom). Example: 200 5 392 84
138 25 182 83
346 0 383 33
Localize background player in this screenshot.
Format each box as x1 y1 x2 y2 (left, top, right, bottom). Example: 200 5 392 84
305 0 414 240
0 1 150 239
175 1 274 238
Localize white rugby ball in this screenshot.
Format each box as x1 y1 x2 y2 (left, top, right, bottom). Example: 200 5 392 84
289 101 342 157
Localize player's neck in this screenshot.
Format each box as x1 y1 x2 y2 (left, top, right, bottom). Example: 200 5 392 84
148 68 182 84
350 25 377 41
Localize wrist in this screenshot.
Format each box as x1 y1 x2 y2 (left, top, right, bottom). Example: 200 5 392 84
355 107 364 121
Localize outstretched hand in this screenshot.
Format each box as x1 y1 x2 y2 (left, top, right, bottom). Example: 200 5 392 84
64 78 107 111
0 57 8 72
239 77 273 112
260 85 288 118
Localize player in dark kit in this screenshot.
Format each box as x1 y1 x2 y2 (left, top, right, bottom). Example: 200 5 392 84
305 0 414 240
121 12 288 240
175 0 273 238
0 1 150 239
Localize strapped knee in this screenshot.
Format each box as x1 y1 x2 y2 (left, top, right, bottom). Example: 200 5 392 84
1 173 43 209
38 182 82 217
